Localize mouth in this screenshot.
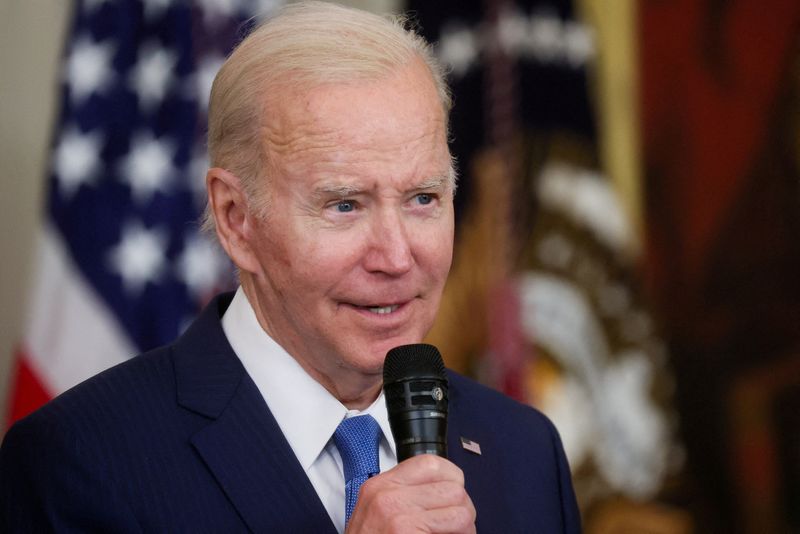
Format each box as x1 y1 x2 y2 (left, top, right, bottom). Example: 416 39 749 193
341 300 410 316
365 305 400 315
338 297 423 335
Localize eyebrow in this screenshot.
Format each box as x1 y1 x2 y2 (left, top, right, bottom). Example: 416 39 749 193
312 174 451 198
415 176 450 191
313 183 364 198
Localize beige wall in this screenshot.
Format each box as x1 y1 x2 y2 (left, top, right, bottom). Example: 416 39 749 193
0 1 71 421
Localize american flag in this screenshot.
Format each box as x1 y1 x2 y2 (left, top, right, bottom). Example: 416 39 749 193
459 437 482 456
6 0 281 426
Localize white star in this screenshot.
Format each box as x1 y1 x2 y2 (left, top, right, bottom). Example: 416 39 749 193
108 221 167 295
176 234 229 299
119 132 176 204
130 42 177 112
142 0 174 21
195 0 241 25
188 148 210 208
437 23 479 79
65 35 115 105
564 22 595 67
184 53 225 112
497 9 529 56
243 0 284 18
528 13 563 62
53 125 103 198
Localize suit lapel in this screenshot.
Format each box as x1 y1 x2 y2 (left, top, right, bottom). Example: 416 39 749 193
190 378 335 533
173 294 336 533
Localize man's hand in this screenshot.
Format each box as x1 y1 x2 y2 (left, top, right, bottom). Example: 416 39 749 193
345 454 476 534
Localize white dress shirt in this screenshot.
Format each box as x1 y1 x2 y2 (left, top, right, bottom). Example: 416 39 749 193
221 288 397 533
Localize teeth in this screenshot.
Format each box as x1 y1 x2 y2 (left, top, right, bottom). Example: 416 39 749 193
368 305 398 314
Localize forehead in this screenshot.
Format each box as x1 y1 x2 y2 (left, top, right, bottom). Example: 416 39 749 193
260 60 450 180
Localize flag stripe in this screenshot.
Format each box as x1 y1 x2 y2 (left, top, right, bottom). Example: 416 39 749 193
24 225 134 394
6 351 51 426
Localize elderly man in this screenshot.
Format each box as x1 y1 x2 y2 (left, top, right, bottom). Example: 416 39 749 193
0 2 580 532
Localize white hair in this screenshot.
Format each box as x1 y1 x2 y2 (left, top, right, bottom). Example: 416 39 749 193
202 0 453 233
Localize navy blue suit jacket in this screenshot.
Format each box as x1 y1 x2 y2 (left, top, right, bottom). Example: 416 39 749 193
1 293 580 533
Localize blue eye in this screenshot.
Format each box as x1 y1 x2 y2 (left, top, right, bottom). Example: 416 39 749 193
336 200 355 212
416 193 433 205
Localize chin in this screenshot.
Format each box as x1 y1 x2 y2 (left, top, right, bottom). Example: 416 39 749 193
372 335 424 362
338 328 431 374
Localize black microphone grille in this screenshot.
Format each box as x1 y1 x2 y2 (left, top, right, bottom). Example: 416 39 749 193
383 344 446 383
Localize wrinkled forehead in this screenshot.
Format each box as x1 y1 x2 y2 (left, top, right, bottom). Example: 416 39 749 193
260 57 449 135
259 60 451 175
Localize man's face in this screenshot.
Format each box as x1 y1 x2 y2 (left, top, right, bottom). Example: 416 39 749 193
242 59 454 399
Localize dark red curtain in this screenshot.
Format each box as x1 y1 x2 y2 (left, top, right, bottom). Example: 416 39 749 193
641 1 800 531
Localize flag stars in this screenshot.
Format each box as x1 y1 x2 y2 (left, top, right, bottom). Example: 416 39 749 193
120 132 176 204
108 221 167 295
248 0 284 16
563 23 595 67
192 0 281 25
529 14 563 62
195 0 242 24
130 43 178 112
438 24 479 78
188 150 210 207
192 54 226 111
176 234 229 299
496 9 530 55
65 35 115 105
437 13 596 81
53 125 103 198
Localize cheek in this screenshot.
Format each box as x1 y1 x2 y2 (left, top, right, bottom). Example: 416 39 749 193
424 221 454 275
286 231 366 286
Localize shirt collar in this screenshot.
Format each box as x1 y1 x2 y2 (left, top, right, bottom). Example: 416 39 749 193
221 287 396 471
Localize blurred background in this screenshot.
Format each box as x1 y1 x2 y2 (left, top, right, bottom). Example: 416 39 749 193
1 1 798 532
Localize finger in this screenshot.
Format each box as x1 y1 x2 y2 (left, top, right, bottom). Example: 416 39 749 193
345 456 473 534
418 504 477 534
348 504 476 534
383 454 465 486
358 479 468 513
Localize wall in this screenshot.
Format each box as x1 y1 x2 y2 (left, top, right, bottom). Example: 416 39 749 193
0 0 71 422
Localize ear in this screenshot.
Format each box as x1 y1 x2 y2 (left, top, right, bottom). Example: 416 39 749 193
206 167 260 274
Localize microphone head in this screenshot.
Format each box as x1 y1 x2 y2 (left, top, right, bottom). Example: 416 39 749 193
383 344 448 461
383 343 446 384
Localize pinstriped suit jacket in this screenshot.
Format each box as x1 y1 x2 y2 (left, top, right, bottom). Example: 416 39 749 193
0 293 580 533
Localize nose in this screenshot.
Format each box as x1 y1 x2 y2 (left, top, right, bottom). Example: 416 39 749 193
362 208 414 276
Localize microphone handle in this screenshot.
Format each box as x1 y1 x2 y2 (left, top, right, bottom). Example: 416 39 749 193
391 408 448 462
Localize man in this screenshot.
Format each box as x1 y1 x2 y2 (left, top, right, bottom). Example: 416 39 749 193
0 2 580 532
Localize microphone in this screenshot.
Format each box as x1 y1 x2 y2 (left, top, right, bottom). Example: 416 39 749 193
383 344 448 461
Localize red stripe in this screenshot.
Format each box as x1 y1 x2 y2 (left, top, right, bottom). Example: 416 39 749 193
6 347 53 429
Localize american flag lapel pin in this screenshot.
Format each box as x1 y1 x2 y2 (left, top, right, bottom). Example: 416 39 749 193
460 436 482 455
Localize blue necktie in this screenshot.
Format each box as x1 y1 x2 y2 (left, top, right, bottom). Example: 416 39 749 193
333 414 381 526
